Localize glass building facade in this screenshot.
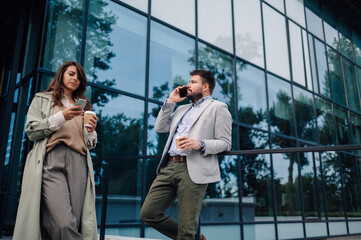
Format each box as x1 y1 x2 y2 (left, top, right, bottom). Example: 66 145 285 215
1 0 361 239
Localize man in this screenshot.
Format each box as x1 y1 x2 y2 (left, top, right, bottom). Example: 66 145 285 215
140 70 232 240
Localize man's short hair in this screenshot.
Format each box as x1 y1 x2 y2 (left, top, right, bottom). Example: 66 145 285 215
190 69 216 94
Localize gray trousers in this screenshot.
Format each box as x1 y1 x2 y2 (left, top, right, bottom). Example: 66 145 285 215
140 161 208 240
41 143 88 240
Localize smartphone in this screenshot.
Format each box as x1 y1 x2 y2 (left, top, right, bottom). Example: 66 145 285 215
74 98 87 110
179 86 188 98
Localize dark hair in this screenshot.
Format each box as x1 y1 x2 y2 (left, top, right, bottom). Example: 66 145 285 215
190 69 216 94
45 61 91 110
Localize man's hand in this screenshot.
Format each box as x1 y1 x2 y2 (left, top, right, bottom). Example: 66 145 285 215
168 86 187 103
177 136 201 150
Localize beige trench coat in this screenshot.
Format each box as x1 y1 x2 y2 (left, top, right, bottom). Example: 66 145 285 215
13 92 98 240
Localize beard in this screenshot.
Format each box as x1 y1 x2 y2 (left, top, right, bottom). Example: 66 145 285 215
187 91 203 103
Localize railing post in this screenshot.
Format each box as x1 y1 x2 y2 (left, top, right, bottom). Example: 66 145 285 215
100 161 110 240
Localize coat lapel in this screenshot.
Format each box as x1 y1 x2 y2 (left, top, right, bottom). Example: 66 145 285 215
189 97 214 128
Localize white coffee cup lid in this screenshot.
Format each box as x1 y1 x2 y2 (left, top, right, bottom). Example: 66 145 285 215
84 111 96 115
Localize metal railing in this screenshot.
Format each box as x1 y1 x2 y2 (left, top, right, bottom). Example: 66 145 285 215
97 144 361 240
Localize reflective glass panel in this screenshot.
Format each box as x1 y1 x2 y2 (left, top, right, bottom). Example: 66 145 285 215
237 62 267 130
120 0 148 13
354 32 361 66
241 151 274 222
90 88 144 159
308 35 319 93
339 22 354 61
147 103 168 155
198 43 235 117
203 156 239 223
314 153 326 219
273 149 302 220
359 68 361 99
333 105 349 145
293 86 316 142
264 0 284 13
315 39 330 98
350 112 361 146
322 7 339 51
201 225 241 240
305 0 323 40
343 59 360 112
239 126 269 151
285 0 306 27
263 3 290 80
85 1 147 96
320 151 345 219
327 47 346 106
315 96 336 145
289 21 306 86
306 222 327 238
149 21 195 101
41 0 84 71
233 0 264 67
268 74 294 136
152 0 195 35
198 0 233 53
299 152 319 219
303 30 313 91
278 223 303 239
244 224 276 240
340 153 361 219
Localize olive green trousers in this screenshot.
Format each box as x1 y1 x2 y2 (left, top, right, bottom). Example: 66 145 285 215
140 161 208 240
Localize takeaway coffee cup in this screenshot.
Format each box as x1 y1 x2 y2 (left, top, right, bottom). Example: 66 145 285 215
84 111 96 128
176 136 183 150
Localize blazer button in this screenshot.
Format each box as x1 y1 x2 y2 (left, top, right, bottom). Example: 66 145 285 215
30 126 34 130
37 160 40 164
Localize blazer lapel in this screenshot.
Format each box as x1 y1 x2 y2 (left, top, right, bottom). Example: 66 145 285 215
189 97 214 128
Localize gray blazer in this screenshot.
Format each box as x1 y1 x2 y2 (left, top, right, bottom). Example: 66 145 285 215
155 97 232 184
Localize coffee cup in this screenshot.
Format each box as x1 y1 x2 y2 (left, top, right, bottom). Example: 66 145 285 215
84 111 96 128
176 136 183 150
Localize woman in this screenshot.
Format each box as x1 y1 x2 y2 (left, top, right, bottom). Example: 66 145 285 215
13 61 98 240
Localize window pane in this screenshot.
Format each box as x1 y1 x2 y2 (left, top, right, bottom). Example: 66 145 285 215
343 59 360 112
315 96 336 145
354 32 361 66
333 105 349 145
285 0 306 27
244 224 276 240
289 21 306 86
320 152 345 219
322 7 339 51
340 153 361 219
203 156 239 223
273 149 302 221
237 62 267 130
90 87 144 159
264 0 284 13
300 152 319 219
303 30 313 91
268 74 294 136
263 3 290 80
278 223 303 239
308 35 319 93
314 152 326 219
315 39 330 98
198 0 233 53
350 113 361 146
120 0 148 13
149 21 195 101
147 103 168 155
241 152 274 222
327 47 346 106
293 86 316 142
41 0 84 71
339 22 354 61
85 1 147 96
233 0 264 67
198 43 235 117
152 0 195 35
305 0 323 41
240 126 269 150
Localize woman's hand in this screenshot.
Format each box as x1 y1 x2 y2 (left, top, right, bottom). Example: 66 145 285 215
62 106 84 120
85 115 98 132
